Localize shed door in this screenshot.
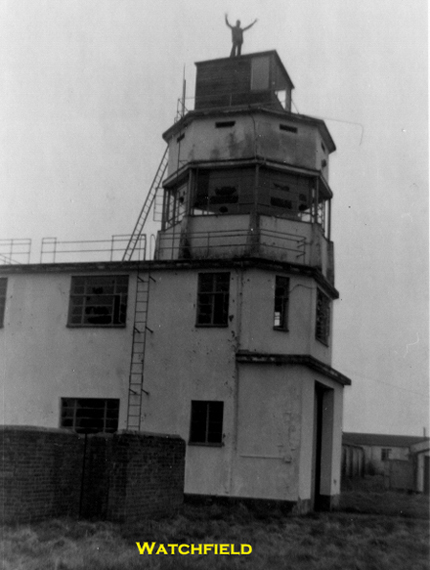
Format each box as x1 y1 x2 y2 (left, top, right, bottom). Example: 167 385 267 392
424 456 430 494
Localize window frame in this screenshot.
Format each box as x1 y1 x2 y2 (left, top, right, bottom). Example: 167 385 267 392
381 448 392 461
273 276 289 331
60 397 120 434
196 272 230 327
189 400 224 446
0 278 7 328
315 288 331 345
67 275 128 328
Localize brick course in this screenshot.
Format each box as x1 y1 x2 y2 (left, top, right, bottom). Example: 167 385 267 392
0 426 83 524
1 426 185 524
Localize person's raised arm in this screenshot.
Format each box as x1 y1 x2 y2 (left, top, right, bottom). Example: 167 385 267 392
243 19 258 32
225 13 233 29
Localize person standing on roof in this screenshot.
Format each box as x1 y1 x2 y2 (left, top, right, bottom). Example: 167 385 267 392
225 13 258 57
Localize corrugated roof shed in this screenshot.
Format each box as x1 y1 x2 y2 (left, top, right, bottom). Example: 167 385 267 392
343 432 429 448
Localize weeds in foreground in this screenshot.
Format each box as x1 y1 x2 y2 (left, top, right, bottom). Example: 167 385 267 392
1 492 429 570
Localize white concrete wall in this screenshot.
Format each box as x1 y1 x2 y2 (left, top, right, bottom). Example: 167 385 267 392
1 262 343 504
298 370 343 503
167 113 328 175
156 214 334 286
1 270 135 428
142 268 239 496
232 363 301 500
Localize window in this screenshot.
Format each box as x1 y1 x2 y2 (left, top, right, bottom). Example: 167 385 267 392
381 448 392 461
61 398 119 434
316 289 331 345
215 121 235 128
0 278 7 327
164 180 188 229
274 276 289 329
258 168 313 223
280 124 298 134
68 275 128 327
196 273 230 326
189 401 224 445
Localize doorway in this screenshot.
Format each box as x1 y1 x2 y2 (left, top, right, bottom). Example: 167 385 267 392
312 382 334 510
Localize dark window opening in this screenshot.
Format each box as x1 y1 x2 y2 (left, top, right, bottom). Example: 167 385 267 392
271 197 293 209
274 276 289 329
197 273 230 326
316 289 331 345
273 183 290 193
190 401 224 445
68 275 128 327
61 398 119 434
0 278 7 327
192 168 254 215
215 121 236 128
280 124 298 133
381 448 392 461
209 186 239 205
163 180 188 229
258 169 313 223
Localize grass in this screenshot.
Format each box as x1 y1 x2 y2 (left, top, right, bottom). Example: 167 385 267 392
1 491 429 570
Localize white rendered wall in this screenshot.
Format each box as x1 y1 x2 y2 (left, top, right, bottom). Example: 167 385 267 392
167 113 329 176
1 270 135 428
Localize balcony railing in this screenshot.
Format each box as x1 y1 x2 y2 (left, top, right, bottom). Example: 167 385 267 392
40 235 146 263
156 227 307 263
155 215 334 285
0 239 32 265
0 235 148 265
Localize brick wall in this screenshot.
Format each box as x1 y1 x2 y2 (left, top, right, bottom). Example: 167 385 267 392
1 427 185 524
0 426 83 524
108 432 186 522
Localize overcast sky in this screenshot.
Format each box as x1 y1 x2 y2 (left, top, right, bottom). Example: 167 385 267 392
1 0 428 436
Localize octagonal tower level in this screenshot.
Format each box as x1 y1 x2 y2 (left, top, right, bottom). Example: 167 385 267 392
155 51 336 288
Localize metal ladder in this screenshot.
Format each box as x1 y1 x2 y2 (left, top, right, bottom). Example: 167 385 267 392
126 273 154 430
124 147 168 430
122 146 169 262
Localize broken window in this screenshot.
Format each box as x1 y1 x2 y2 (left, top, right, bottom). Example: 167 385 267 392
68 275 128 327
193 168 255 215
61 398 119 434
315 289 331 345
0 278 7 327
274 276 289 330
189 401 224 445
196 272 230 326
258 169 312 222
163 180 188 229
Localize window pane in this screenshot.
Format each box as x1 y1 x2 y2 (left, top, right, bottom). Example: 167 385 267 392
274 276 289 329
197 273 229 326
61 398 119 434
190 401 223 444
68 276 128 327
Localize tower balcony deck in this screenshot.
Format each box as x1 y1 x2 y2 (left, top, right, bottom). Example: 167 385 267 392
155 214 334 285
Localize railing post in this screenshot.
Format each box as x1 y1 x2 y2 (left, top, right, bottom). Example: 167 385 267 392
110 236 115 261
